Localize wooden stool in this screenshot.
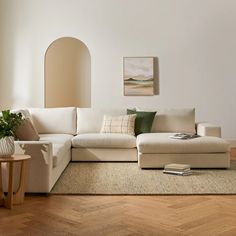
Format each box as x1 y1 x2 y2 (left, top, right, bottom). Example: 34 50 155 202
0 154 31 209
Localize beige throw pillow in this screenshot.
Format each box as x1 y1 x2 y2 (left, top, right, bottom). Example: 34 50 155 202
16 118 40 141
100 114 136 135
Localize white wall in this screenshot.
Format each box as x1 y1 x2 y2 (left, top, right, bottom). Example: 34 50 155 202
0 0 236 139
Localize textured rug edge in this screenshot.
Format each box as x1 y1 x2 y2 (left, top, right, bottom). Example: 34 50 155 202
51 161 236 195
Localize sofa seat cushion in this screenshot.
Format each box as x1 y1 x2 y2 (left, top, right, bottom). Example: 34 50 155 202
137 133 229 154
39 134 73 167
72 133 136 148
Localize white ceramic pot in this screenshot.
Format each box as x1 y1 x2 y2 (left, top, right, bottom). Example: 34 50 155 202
0 136 15 157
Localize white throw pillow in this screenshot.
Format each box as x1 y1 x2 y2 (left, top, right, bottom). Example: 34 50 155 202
100 114 136 135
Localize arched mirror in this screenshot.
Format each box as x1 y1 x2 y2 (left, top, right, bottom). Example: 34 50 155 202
45 37 91 108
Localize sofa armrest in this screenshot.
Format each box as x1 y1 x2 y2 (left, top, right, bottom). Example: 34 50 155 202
14 141 52 164
196 122 221 137
13 141 53 192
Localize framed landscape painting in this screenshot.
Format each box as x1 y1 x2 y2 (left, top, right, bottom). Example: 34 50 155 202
123 57 154 96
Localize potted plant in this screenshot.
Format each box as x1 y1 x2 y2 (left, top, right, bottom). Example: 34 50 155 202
0 110 23 157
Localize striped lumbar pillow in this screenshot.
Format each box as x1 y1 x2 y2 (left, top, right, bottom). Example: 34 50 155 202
100 114 136 135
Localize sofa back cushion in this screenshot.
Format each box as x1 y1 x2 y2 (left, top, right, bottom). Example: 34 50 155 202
136 108 195 134
29 107 77 135
77 108 126 134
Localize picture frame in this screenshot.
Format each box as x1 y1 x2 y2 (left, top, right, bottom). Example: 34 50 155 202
123 57 154 96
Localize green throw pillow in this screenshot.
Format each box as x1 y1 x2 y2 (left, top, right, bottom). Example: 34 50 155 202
127 109 156 135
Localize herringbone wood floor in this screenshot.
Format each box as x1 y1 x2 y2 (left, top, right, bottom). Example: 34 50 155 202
1 153 236 236
1 195 236 236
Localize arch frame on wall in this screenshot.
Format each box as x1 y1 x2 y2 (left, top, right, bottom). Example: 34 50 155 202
44 36 91 108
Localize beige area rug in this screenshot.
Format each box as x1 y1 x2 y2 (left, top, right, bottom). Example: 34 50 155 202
51 161 236 194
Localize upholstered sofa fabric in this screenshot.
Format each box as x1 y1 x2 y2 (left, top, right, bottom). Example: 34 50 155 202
77 108 126 134
72 133 136 148
40 134 73 167
197 122 221 137
138 153 230 168
8 140 71 192
72 148 137 161
29 107 77 135
137 133 229 154
136 108 195 134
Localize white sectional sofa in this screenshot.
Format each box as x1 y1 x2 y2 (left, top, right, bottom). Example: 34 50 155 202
2 107 230 193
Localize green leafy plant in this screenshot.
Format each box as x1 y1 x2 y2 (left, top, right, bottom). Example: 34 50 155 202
0 110 23 139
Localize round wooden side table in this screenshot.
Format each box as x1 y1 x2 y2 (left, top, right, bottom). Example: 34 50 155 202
0 154 31 209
